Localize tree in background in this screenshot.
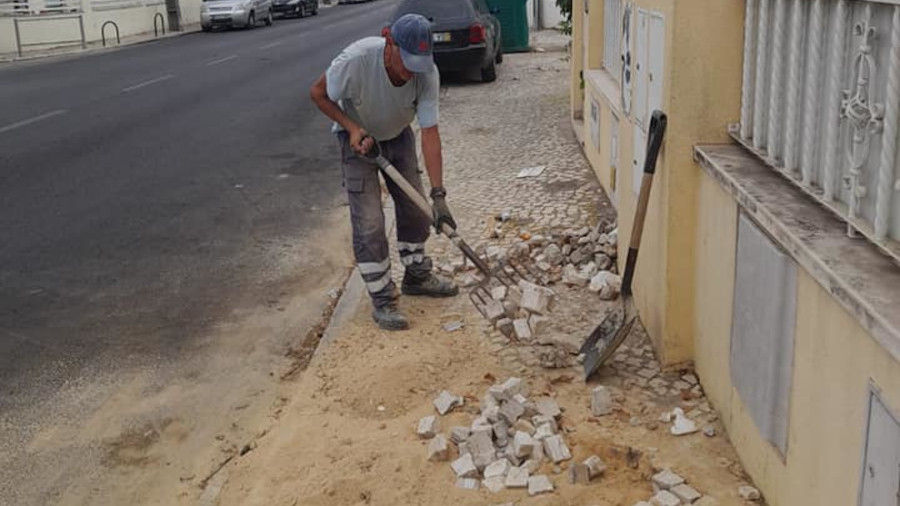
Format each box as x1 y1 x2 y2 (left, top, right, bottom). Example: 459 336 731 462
556 0 572 35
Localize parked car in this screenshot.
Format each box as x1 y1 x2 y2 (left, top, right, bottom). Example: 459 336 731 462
272 0 317 18
338 0 374 4
392 0 502 82
201 0 273 31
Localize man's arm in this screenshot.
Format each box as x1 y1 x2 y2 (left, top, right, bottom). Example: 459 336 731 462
422 125 457 233
309 73 373 154
420 125 443 188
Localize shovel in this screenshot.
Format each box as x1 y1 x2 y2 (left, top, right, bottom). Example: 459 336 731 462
580 110 668 380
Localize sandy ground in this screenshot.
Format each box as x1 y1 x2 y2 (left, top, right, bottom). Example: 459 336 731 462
208 35 760 506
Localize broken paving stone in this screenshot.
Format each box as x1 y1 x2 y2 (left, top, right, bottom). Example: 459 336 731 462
583 455 607 478
536 332 582 355
512 419 536 435
652 469 686 490
417 415 440 439
527 475 554 496
427 435 449 461
499 377 528 399
562 264 591 287
491 285 508 300
519 281 554 314
568 462 591 485
532 414 557 429
505 466 530 488
533 423 556 440
594 253 613 270
434 390 463 415
451 453 479 478
591 386 613 416
670 408 699 436
738 485 761 501
493 421 509 447
682 373 699 385
589 271 622 300
513 318 532 340
483 405 501 423
535 397 561 418
512 431 536 458
651 490 682 506
500 398 526 425
542 434 572 463
484 459 511 479
482 476 505 493
456 478 480 490
484 299 506 323
442 320 464 332
468 427 496 470
529 315 551 337
450 426 471 444
694 496 719 506
671 484 702 504
543 243 563 265
496 318 514 337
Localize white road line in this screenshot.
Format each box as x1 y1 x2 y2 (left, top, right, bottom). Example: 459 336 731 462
260 41 282 49
206 54 238 66
0 109 67 135
121 74 175 93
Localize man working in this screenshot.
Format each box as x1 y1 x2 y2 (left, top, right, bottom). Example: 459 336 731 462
310 13 459 331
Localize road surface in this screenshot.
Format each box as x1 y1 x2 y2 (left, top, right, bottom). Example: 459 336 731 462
0 1 401 504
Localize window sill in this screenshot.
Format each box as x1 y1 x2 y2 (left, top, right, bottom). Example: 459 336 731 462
584 68 624 119
694 144 900 364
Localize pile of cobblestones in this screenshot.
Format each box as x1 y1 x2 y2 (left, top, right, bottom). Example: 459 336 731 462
418 377 606 497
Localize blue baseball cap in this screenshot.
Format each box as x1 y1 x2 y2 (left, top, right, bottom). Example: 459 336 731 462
390 13 434 74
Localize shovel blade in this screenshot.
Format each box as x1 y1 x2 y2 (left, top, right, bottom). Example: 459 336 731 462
582 297 636 380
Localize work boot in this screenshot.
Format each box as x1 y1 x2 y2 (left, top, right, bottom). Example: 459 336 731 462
372 302 409 331
401 272 460 297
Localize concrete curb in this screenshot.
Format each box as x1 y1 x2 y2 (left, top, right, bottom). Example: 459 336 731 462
314 200 396 361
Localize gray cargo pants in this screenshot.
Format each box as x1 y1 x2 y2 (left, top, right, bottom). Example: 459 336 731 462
338 126 433 308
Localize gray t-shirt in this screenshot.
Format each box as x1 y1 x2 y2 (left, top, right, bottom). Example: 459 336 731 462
326 37 440 141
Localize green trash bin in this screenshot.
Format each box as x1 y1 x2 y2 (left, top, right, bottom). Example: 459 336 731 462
487 0 530 53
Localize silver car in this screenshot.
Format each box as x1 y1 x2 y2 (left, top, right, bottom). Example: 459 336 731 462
201 0 273 31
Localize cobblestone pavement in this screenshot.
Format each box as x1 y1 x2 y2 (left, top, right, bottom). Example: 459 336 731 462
422 31 695 404
212 31 758 506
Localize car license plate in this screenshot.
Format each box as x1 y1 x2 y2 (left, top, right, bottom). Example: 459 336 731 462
432 32 451 43
212 14 230 20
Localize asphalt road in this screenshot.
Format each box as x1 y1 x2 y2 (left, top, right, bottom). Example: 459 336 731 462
0 1 401 504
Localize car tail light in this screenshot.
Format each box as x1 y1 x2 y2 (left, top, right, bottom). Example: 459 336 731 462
469 23 485 44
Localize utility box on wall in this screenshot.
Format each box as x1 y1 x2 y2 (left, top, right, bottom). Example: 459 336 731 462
630 7 664 196
859 387 900 506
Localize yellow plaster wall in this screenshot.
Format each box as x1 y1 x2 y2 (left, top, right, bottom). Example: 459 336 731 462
575 0 743 364
692 168 900 505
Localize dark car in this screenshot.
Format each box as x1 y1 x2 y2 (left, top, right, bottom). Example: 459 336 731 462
393 0 502 82
271 0 317 17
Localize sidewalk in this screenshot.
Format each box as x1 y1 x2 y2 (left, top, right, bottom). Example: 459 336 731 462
210 31 761 506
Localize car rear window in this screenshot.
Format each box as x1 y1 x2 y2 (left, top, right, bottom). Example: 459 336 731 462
394 0 475 21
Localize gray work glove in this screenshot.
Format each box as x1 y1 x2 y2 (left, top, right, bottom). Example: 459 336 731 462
430 186 457 235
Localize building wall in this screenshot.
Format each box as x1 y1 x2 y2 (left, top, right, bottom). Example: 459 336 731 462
693 171 900 506
576 0 742 364
1 0 201 56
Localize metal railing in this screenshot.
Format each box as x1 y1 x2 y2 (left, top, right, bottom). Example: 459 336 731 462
602 0 622 80
153 11 164 36
12 13 84 55
736 0 900 258
101 19 118 45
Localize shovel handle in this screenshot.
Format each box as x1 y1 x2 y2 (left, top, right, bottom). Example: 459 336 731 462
368 145 494 276
621 110 667 297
